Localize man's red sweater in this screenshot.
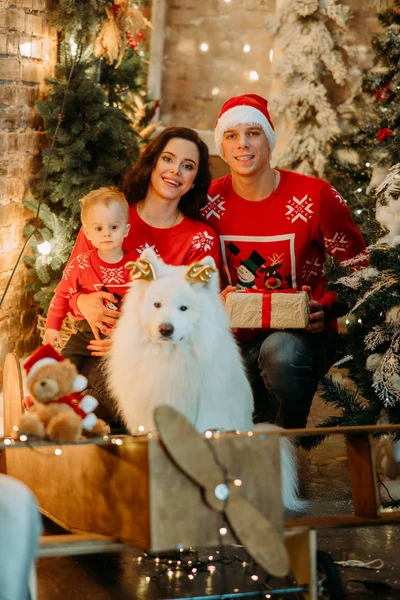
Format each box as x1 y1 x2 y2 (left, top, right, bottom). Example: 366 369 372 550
203 170 366 325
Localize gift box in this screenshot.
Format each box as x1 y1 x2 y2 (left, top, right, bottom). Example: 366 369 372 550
225 290 310 330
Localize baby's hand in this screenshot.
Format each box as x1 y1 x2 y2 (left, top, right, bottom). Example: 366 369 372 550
43 328 64 348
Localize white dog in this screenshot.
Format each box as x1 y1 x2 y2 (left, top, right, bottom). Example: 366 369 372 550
106 248 305 511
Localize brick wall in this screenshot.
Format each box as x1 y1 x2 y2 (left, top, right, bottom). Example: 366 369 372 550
0 0 57 382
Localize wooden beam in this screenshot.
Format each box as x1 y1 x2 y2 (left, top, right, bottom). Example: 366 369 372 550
147 0 166 121
285 511 400 530
347 433 379 518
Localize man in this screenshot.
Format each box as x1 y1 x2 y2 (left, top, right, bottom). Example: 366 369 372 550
201 93 366 429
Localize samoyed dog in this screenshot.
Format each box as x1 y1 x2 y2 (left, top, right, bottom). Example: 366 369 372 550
106 248 305 511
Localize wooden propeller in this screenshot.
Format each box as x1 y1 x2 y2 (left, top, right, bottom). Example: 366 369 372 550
154 405 289 578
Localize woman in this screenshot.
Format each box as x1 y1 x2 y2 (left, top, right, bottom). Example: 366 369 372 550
65 127 219 427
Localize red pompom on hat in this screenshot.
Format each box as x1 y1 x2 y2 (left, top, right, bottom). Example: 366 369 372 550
214 94 276 160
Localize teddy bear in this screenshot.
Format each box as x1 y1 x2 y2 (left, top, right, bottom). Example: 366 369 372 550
18 344 110 442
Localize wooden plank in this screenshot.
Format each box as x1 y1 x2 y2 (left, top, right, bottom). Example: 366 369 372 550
285 511 400 530
1 352 24 473
38 534 129 557
5 440 151 548
285 527 317 600
347 433 379 518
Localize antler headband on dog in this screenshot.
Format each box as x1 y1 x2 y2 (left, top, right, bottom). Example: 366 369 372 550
125 259 216 285
125 259 156 281
185 263 216 285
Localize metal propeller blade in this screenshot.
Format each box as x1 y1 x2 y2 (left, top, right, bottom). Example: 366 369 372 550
154 405 290 578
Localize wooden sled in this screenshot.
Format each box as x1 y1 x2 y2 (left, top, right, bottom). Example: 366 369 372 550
1 352 317 599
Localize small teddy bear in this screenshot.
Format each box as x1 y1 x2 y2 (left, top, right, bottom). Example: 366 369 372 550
18 344 109 442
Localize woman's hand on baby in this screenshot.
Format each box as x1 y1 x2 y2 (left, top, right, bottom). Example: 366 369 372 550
43 328 64 348
77 291 120 339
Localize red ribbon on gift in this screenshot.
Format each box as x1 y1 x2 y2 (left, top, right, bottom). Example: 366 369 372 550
242 288 299 328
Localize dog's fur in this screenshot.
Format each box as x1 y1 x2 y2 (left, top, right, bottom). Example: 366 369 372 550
106 248 306 511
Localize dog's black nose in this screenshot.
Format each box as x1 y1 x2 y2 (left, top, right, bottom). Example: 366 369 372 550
159 323 174 337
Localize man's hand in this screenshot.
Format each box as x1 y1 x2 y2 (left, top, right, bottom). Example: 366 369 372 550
220 285 236 303
302 285 325 334
77 291 120 340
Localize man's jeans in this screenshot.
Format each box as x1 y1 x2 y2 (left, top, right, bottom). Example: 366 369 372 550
240 329 336 429
0 475 42 600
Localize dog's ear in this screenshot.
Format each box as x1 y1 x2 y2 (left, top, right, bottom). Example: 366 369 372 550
185 256 218 291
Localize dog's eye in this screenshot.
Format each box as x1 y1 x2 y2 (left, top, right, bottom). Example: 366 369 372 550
179 305 188 312
154 302 162 308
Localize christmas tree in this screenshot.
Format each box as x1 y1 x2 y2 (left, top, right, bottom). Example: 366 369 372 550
24 0 157 312
302 164 400 452
269 0 355 177
324 1 400 241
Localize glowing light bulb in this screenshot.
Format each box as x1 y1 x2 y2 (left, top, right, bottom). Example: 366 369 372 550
243 44 251 53
188 574 194 580
115 438 123 445
37 240 52 255
205 430 213 438
269 49 274 62
167 570 173 577
356 209 362 215
247 430 253 436
54 448 62 456
138 425 145 432
208 555 214 560
345 319 350 325
145 576 150 583
251 574 259 581
365 162 371 167
249 71 259 81
356 188 362 193
208 565 216 572
19 435 28 442
200 43 209 52
224 0 232 3
233 478 242 486
357 318 362 324
211 87 220 96
219 527 227 536
137 556 142 563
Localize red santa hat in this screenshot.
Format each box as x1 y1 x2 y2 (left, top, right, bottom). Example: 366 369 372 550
24 344 87 391
214 94 276 160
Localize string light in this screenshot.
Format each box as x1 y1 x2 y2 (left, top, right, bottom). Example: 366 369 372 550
356 187 362 193
249 71 259 81
219 527 227 536
357 318 362 324
200 43 209 52
211 87 220 96
251 574 259 581
54 448 62 456
356 209 363 215
345 319 350 325
233 478 242 486
243 44 251 53
19 435 28 442
365 162 371 167
247 431 253 436
204 430 213 438
269 49 274 62
138 425 145 432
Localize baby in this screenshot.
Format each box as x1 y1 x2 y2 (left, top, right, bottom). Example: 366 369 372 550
44 187 134 371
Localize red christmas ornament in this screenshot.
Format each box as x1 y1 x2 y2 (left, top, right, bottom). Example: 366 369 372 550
377 128 393 143
375 83 391 102
113 5 119 14
137 32 144 42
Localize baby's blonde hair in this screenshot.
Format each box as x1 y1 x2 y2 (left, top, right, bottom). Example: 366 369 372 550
79 187 129 225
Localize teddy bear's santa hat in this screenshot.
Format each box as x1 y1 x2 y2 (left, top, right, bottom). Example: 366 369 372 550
23 344 87 392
